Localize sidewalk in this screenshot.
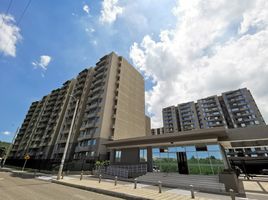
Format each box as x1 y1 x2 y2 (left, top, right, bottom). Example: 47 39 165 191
3 167 267 199
52 175 230 200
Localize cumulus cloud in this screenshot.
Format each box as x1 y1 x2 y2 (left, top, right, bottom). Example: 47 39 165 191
130 0 268 127
0 14 21 57
32 55 52 70
99 0 123 24
83 4 90 14
1 131 11 135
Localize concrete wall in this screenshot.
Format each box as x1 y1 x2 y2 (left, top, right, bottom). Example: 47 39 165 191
113 55 146 139
145 115 151 136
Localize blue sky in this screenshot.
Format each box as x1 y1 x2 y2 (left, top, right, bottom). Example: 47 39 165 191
0 0 176 142
1 0 268 142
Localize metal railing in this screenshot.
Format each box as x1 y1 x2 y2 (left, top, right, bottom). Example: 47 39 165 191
100 164 147 178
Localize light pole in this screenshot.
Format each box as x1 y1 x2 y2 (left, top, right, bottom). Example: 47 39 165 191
57 95 79 180
2 128 19 168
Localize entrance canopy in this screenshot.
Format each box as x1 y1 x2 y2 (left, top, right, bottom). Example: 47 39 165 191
105 127 227 149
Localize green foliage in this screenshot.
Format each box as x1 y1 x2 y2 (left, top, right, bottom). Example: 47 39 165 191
0 141 11 157
95 160 110 169
0 141 11 149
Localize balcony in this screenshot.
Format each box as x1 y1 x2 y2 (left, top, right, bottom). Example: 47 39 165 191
204 107 219 113
75 146 91 153
88 102 99 110
205 112 221 117
226 92 242 99
81 121 96 129
77 133 94 141
85 112 99 119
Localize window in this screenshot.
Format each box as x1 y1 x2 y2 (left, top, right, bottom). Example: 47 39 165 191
140 148 147 162
91 139 96 145
115 150 121 162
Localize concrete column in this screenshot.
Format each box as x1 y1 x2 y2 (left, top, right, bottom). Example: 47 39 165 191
147 146 153 172
219 144 231 169
110 149 115 164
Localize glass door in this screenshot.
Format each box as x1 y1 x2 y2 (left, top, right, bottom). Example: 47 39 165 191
177 152 189 174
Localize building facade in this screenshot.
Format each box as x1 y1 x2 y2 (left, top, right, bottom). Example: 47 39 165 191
162 88 265 134
9 52 147 165
151 127 164 136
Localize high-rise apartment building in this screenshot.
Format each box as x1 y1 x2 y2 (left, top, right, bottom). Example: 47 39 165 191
222 88 265 128
9 52 147 163
10 80 75 160
162 106 179 133
178 101 200 131
162 88 265 134
196 95 227 129
151 127 164 135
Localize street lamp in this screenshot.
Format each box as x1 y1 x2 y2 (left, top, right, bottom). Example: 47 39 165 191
57 95 80 180
2 128 19 168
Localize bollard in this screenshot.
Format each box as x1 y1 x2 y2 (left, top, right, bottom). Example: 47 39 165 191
190 185 195 199
61 171 64 179
158 181 162 193
80 170 83 180
99 174 102 183
229 189 235 200
134 178 137 189
114 176 118 186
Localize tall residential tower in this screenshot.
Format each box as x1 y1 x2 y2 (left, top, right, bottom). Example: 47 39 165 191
9 52 147 163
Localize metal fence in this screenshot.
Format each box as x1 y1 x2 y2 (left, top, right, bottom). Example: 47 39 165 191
101 164 147 178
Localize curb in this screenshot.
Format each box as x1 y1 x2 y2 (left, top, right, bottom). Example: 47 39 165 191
52 180 151 200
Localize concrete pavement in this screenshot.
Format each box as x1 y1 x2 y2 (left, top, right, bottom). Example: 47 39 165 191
53 174 227 200
1 167 268 200
0 172 122 200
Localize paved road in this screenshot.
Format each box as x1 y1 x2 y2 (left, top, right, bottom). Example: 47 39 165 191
0 172 123 200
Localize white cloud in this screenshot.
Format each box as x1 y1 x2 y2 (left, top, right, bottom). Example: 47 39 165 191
85 28 95 33
0 14 21 57
99 0 123 24
130 0 268 127
83 4 90 14
1 131 11 135
32 55 52 70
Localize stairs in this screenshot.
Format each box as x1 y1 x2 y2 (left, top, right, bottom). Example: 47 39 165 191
137 172 226 194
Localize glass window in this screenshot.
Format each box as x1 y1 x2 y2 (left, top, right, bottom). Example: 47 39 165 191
207 144 220 151
208 151 223 161
115 150 121 162
168 153 176 159
186 146 196 151
168 147 177 152
153 152 159 160
160 152 169 158
91 139 96 145
140 148 147 162
186 152 198 164
153 148 159 153
176 146 185 152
